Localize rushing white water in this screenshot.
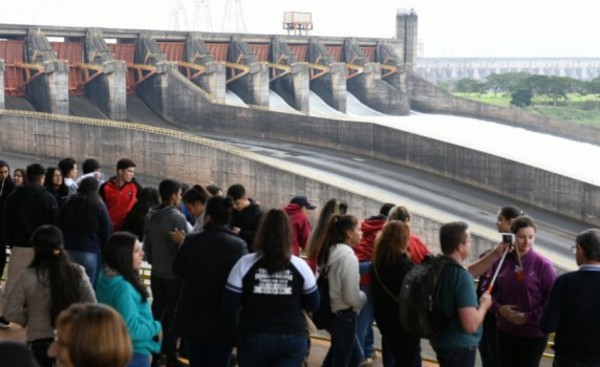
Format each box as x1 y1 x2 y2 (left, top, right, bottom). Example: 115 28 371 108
268 91 301 114
225 90 247 107
308 91 351 120
342 92 600 185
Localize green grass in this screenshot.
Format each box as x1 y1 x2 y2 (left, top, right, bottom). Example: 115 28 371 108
453 93 600 126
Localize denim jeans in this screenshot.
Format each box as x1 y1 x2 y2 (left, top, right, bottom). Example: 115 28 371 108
434 346 477 367
128 353 151 367
186 339 232 367
67 250 99 286
323 309 363 367
237 333 307 367
357 261 375 359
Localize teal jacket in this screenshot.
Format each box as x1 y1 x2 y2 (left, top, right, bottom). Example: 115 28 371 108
96 269 161 355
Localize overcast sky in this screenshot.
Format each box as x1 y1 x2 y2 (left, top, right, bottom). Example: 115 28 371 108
0 0 596 58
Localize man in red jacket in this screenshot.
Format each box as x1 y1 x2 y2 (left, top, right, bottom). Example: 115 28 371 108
99 158 142 231
283 196 316 256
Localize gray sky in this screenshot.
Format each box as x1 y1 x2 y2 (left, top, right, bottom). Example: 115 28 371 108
0 0 596 58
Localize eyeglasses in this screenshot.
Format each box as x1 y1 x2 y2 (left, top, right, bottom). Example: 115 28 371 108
572 245 578 254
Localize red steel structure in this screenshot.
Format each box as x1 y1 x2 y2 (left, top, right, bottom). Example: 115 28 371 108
0 40 44 97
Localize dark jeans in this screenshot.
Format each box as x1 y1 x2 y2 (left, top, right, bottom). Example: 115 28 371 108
323 309 363 367
186 339 232 367
554 355 600 367
478 312 498 367
0 245 6 283
150 276 182 363
29 338 54 367
237 333 307 367
379 327 421 367
434 346 477 367
498 330 547 367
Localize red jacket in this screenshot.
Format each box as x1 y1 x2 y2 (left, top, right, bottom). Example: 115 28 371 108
408 233 430 265
354 217 386 286
283 203 311 256
99 178 141 231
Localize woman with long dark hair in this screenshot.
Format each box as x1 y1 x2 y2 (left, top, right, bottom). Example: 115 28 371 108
314 214 366 367
3 225 96 367
43 166 69 207
59 176 112 285
96 232 162 367
224 209 319 366
305 199 348 273
371 220 421 367
12 168 27 186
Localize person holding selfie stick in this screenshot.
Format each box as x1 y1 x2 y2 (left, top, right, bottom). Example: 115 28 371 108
477 205 523 367
486 216 556 367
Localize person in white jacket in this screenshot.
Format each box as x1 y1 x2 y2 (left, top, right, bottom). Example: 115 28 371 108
315 214 367 367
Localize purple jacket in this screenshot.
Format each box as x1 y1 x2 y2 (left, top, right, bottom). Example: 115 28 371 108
489 249 556 337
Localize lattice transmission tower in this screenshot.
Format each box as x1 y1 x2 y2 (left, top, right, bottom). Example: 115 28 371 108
193 0 214 32
221 0 247 33
170 0 189 31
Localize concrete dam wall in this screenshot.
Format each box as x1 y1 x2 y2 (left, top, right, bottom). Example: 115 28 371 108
1 17 599 229
0 109 502 263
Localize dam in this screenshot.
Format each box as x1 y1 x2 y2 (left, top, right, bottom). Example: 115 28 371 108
0 11 598 267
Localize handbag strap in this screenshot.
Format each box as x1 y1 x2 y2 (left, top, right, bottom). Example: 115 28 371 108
373 264 400 304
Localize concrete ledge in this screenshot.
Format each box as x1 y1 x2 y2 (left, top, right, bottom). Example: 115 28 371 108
0 109 576 272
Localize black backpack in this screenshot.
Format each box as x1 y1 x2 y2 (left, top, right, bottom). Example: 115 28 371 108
399 255 461 339
312 266 333 330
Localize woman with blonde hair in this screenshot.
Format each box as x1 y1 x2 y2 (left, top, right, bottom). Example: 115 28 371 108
48 303 133 367
371 220 420 367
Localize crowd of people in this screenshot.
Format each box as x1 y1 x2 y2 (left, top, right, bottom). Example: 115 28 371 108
0 156 599 367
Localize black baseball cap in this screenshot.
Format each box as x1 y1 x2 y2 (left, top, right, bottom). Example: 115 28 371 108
290 196 316 210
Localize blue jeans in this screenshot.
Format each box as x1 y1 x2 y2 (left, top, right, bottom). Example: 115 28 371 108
67 250 99 286
128 353 151 367
237 333 307 367
323 309 363 367
186 339 232 367
434 346 477 367
357 261 374 359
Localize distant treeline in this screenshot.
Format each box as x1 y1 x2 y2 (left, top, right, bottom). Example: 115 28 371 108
438 73 600 107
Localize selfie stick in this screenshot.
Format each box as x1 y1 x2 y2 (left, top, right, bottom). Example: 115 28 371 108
487 246 509 294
